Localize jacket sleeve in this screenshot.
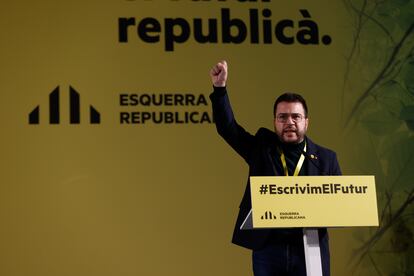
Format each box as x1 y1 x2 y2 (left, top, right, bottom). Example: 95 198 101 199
209 86 255 163
330 152 342 175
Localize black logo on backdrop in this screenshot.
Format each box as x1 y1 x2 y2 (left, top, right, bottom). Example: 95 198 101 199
29 86 101 125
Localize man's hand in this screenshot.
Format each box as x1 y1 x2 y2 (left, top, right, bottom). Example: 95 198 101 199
210 60 228 87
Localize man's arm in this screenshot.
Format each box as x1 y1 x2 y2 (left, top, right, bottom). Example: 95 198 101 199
331 153 342 175
209 61 255 163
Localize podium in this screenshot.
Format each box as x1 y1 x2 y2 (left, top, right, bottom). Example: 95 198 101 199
241 175 379 276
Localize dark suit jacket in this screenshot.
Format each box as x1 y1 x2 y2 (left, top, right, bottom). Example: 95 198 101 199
210 87 342 252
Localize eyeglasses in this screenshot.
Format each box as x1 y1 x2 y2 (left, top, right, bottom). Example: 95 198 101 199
276 113 305 123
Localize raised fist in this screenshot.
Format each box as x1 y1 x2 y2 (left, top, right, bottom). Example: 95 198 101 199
210 60 228 87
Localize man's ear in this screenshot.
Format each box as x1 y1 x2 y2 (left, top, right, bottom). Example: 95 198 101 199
305 117 309 131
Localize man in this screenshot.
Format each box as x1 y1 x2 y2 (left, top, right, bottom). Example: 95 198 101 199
209 61 341 276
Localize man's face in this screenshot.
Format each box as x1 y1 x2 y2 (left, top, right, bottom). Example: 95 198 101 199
274 101 308 144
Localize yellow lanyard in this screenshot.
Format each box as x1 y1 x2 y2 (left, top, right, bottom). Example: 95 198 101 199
277 141 307 176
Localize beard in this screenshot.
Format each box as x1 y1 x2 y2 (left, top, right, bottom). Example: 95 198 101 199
277 127 305 144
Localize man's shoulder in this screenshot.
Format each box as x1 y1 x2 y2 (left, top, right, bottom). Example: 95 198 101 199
254 127 278 143
307 137 337 157
255 127 274 137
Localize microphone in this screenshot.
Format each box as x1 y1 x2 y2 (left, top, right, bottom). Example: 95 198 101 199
301 149 328 175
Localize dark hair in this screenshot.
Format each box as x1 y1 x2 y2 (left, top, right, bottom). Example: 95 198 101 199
273 92 308 118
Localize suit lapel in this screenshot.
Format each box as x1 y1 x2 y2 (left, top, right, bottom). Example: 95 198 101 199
305 137 321 176
266 147 281 176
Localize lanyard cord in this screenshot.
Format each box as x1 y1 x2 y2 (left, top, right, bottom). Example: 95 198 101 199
277 141 307 176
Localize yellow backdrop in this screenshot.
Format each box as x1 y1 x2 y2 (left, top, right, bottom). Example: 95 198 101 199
0 0 384 275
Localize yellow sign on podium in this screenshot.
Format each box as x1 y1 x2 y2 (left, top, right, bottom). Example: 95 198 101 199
250 176 378 228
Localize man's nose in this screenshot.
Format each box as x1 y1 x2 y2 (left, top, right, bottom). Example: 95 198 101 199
285 115 295 124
